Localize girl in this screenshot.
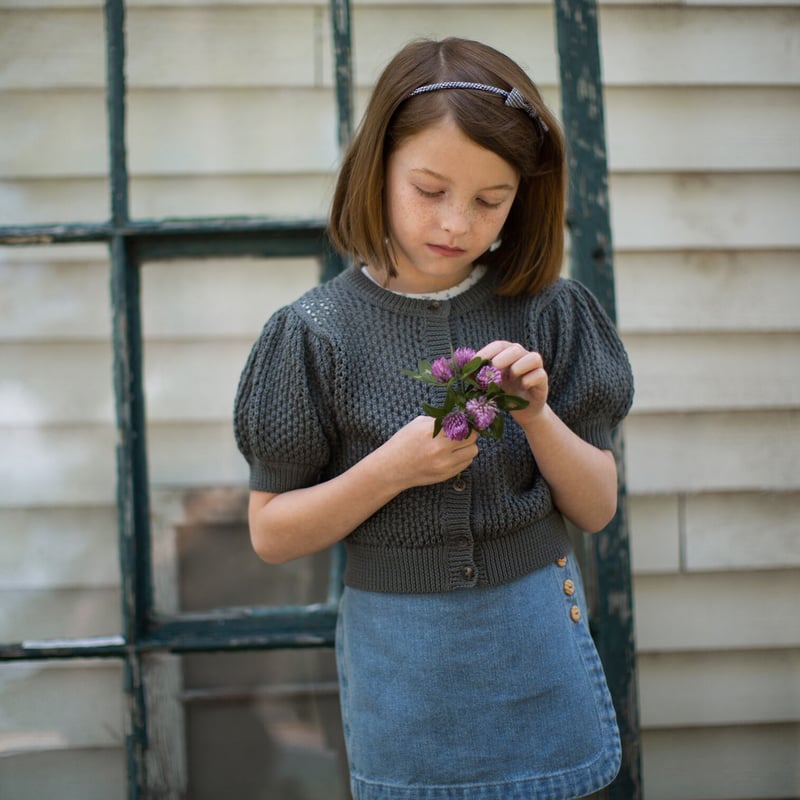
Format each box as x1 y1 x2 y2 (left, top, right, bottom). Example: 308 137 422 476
235 37 634 800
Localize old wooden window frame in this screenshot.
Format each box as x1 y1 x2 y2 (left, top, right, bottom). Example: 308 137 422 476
0 1 641 797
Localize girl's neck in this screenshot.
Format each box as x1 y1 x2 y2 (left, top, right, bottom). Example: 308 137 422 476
362 264 487 299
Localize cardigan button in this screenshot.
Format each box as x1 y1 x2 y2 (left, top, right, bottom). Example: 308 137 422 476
463 565 476 581
452 477 466 492
429 300 442 310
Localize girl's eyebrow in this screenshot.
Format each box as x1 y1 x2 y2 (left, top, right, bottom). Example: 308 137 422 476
410 167 516 192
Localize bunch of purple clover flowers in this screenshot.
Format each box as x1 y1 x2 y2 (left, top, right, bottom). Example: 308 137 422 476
402 347 529 441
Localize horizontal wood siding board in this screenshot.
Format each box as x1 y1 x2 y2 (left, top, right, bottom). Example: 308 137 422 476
624 332 800 412
633 570 800 652
615 251 800 334
610 173 800 250
0 507 118 589
0 587 121 643
0 748 126 800
685 491 800 571
0 660 124 749
625 411 800 493
638 649 800 728
641 723 800 800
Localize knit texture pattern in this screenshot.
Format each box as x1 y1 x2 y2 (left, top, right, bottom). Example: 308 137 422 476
234 266 634 593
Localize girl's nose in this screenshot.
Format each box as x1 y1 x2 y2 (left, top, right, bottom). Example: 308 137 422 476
440 202 469 235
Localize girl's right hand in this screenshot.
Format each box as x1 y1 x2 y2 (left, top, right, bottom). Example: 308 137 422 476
380 415 480 490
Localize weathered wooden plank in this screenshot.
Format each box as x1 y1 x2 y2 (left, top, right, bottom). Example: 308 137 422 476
611 173 800 250
0 587 121 642
0 748 126 800
685 492 800 571
628 494 680 575
346 6 558 87
638 649 800 728
615 251 800 334
129 173 335 221
625 411 800 494
633 570 800 652
0 506 118 589
606 87 800 171
0 342 114 424
0 254 110 340
600 6 800 86
0 660 124 748
146 422 248 488
641 724 800 800
0 426 117 506
141 257 319 338
624 332 800 412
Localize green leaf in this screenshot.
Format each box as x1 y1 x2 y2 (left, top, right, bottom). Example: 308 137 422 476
422 402 446 419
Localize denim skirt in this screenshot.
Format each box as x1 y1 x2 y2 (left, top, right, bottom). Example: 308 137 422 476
335 553 621 800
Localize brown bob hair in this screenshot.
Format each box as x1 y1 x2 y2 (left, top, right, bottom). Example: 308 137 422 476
328 37 567 296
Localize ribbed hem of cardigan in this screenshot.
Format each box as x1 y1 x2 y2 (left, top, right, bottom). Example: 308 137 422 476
343 510 572 594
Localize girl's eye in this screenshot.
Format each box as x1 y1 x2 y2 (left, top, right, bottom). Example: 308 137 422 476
414 186 443 198
477 197 504 209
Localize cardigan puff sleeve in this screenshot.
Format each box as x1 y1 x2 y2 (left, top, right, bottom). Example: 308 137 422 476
233 306 335 493
535 278 634 451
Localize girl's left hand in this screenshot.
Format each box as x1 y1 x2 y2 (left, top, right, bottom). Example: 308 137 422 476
476 340 549 423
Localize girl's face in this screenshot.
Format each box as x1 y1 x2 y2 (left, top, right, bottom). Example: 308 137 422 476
380 117 519 294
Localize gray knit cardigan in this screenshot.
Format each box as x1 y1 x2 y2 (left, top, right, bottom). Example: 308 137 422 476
234 265 634 594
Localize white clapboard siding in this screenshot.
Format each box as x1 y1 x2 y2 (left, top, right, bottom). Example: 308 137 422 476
0 426 117 506
638 649 800 728
0 660 124 749
0 507 118 589
141 257 320 338
600 6 800 86
630 492 800 576
130 173 336 223
624 332 800 412
0 749 126 800
641 724 800 800
0 342 114 424
611 173 800 250
0 252 110 341
628 494 681 574
605 87 800 171
0 587 120 642
147 421 249 487
625 411 800 494
633 570 800 652
615 251 800 334
0 177 110 227
143 341 255 421
685 492 800 572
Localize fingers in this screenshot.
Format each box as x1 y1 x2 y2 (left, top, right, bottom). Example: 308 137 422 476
477 341 544 381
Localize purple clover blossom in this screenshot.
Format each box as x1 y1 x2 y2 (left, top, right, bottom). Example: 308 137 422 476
453 347 477 369
431 356 455 383
441 410 470 441
476 364 502 390
466 396 498 431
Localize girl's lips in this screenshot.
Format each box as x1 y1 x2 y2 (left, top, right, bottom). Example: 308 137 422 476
427 243 466 257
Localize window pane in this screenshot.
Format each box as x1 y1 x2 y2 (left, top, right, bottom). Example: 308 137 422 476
0 659 125 800
0 244 120 642
0 8 109 226
141 256 321 615
125 4 338 219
